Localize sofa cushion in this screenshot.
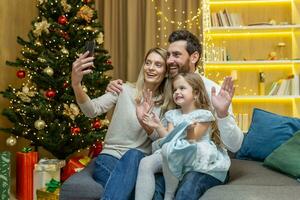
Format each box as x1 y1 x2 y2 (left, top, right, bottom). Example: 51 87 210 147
60 159 103 200
236 108 300 161
200 185 300 200
264 131 300 180
229 159 299 186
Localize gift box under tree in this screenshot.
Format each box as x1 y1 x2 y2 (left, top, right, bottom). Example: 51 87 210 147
0 151 11 200
17 148 39 200
34 159 65 200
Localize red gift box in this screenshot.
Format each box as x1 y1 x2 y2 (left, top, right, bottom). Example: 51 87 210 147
16 151 39 200
88 141 103 158
61 156 87 182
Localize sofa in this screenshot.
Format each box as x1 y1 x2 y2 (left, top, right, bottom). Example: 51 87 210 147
59 157 300 200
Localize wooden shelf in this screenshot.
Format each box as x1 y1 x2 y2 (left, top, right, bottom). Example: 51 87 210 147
209 0 292 6
233 95 300 102
204 60 300 70
205 25 300 37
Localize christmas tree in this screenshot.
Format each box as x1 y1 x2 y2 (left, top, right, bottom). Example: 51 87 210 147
1 0 112 159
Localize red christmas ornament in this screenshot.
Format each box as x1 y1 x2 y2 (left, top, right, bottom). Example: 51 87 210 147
88 141 103 158
92 119 102 129
58 15 68 25
106 60 112 65
71 126 81 135
45 89 56 98
16 70 26 79
63 82 69 89
83 0 93 3
59 30 70 40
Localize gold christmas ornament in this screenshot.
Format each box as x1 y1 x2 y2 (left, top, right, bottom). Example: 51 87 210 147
43 66 54 76
96 32 104 45
77 5 94 23
61 47 69 54
61 0 71 12
33 20 51 37
101 119 110 127
82 85 88 93
38 57 47 63
34 118 46 130
63 103 80 120
16 86 36 103
6 136 17 146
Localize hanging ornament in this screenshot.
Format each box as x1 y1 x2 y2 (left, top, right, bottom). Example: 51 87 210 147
82 85 88 93
33 20 50 37
77 5 94 23
16 86 36 103
101 119 110 127
45 89 56 98
34 118 46 130
92 119 102 129
6 136 17 146
61 47 69 54
63 82 69 89
43 66 54 76
71 126 81 135
16 70 26 79
58 15 68 25
96 32 104 45
83 0 93 3
106 59 112 65
63 103 80 120
88 141 103 158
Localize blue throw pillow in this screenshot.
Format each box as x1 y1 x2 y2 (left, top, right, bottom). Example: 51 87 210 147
236 108 300 161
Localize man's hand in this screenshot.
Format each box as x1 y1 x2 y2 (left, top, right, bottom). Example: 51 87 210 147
105 79 123 94
211 76 235 118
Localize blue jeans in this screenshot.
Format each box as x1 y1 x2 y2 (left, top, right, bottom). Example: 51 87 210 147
93 149 145 200
153 171 228 200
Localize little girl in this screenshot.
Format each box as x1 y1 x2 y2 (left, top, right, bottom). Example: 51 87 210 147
135 73 231 200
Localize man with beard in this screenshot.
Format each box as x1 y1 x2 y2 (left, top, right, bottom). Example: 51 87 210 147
106 30 244 200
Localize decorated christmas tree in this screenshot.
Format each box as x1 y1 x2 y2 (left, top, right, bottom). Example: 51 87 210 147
1 0 112 159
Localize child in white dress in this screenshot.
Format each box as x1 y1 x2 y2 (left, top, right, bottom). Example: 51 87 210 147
135 73 231 200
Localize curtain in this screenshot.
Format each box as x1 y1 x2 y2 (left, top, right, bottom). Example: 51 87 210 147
97 0 203 82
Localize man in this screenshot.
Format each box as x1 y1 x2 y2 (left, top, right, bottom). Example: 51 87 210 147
106 30 244 199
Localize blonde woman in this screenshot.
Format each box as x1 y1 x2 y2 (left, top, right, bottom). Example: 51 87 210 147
71 47 168 200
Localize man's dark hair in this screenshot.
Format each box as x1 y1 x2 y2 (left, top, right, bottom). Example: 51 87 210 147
168 30 202 64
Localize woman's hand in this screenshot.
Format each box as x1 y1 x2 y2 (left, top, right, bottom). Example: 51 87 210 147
71 51 95 88
142 112 161 129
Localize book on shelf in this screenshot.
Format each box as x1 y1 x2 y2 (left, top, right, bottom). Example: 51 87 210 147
266 75 300 96
211 10 243 27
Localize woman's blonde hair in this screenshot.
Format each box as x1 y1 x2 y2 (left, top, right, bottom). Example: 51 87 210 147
173 73 222 147
135 47 168 107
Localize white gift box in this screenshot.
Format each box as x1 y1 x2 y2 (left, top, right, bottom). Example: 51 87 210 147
33 158 66 200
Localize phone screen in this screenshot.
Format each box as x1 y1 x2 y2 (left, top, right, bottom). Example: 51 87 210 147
84 40 95 57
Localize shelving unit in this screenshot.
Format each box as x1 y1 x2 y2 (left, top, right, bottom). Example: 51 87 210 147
202 0 300 131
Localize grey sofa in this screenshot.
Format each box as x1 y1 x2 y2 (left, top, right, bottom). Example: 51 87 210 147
60 159 300 200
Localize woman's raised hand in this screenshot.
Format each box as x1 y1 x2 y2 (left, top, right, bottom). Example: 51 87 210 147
71 51 95 88
142 112 161 129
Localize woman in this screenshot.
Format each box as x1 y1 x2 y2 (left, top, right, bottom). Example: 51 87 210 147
71 47 168 200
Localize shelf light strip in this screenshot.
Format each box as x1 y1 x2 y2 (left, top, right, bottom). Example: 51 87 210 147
209 0 292 6
207 32 293 37
204 64 293 70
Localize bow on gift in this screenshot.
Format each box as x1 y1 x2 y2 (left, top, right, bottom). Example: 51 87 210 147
46 178 60 193
21 147 32 153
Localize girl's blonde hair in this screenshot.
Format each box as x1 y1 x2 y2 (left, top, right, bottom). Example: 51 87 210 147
173 73 222 146
135 47 168 107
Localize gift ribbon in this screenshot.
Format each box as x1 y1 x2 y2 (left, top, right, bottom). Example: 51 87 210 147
21 147 32 153
46 178 60 193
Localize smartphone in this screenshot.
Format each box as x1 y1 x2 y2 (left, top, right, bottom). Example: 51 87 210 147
84 40 95 57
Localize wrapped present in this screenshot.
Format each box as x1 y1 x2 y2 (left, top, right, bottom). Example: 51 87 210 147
61 156 91 181
34 159 65 200
0 151 11 200
36 179 60 200
17 147 39 200
88 141 103 158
